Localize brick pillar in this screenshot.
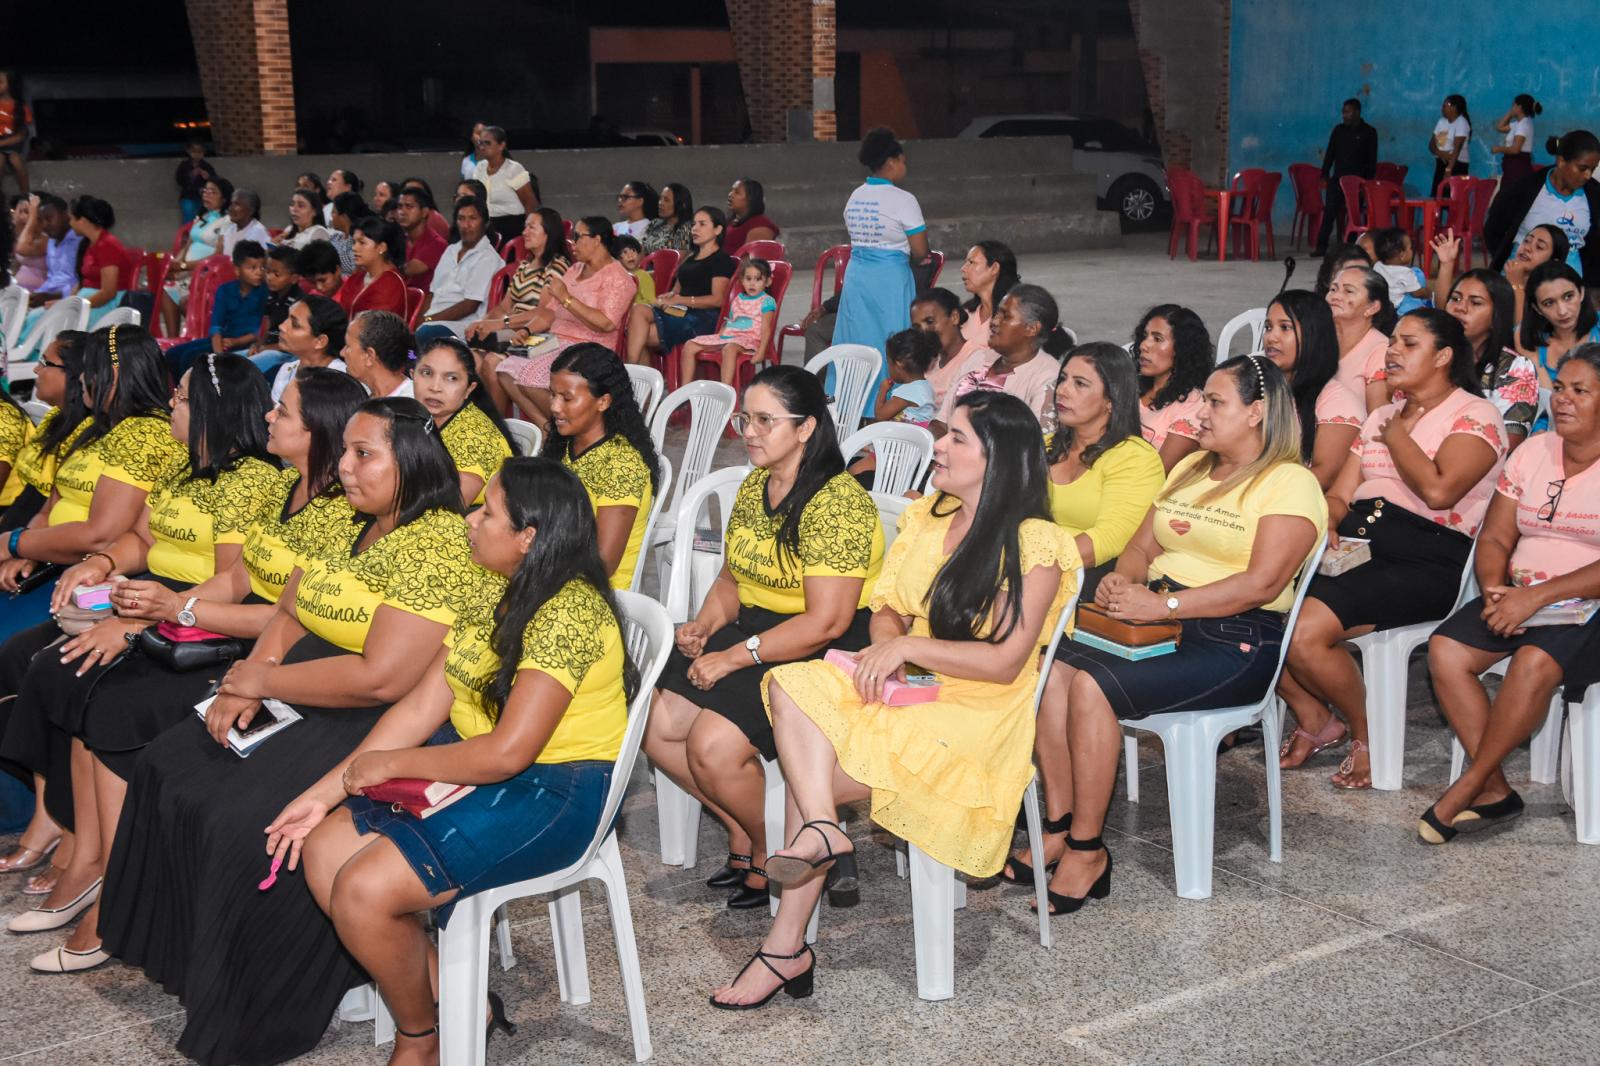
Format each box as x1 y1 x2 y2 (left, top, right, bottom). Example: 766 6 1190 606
724 0 836 142
185 0 298 155
1128 0 1230 184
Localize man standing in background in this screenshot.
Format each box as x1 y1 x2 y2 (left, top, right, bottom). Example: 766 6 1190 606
1313 98 1378 255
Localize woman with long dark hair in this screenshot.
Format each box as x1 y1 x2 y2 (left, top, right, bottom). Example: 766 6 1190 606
959 239 1019 348
98 397 476 1065
1261 290 1362 488
613 179 657 240
1517 260 1600 391
1429 93 1472 192
723 177 778 252
1133 303 1211 470
710 391 1075 1006
912 287 992 411
465 206 570 352
66 196 135 330
1443 268 1538 446
278 186 334 250
644 181 694 253
1326 264 1396 415
414 335 513 506
336 216 409 319
646 364 884 910
539 343 660 589
623 205 736 367
1281 310 1506 787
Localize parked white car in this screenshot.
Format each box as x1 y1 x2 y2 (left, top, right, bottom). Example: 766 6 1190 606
957 113 1168 227
623 129 686 147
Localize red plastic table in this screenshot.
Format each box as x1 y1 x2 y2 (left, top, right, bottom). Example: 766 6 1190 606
1200 189 1232 262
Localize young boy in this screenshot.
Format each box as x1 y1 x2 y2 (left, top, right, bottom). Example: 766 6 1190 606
615 234 656 306
165 240 269 379
254 245 302 352
1372 227 1429 314
296 239 344 298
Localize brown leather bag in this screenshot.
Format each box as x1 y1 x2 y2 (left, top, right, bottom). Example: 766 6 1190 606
1076 601 1182 647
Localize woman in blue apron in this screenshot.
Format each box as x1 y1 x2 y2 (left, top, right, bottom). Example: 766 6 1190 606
832 127 930 401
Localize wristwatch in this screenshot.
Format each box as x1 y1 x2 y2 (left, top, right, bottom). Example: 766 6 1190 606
1165 594 1180 620
744 634 763 665
177 596 200 627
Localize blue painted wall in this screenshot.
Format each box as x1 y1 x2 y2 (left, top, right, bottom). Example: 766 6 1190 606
1229 0 1600 225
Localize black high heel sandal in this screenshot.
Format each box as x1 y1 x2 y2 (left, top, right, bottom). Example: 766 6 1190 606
707 852 752 889
998 811 1072 884
486 990 516 1040
825 851 860 908
1037 833 1112 915
395 1023 438 1041
725 866 770 910
766 821 850 886
707 944 815 1011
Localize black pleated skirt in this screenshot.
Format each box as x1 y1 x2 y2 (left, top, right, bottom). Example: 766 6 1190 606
98 632 387 1066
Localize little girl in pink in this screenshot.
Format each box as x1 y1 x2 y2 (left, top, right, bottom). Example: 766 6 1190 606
681 257 778 386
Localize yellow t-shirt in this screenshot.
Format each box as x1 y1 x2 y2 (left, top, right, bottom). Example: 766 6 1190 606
10 411 90 500
1148 453 1328 613
49 415 189 528
725 468 884 614
293 508 475 652
146 457 283 586
439 403 513 506
445 573 627 763
562 434 653 590
1047 435 1166 565
0 401 34 507
241 470 362 602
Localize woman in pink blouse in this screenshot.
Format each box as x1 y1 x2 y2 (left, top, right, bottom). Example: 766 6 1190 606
1261 290 1363 489
933 284 1068 433
1133 304 1211 471
481 215 637 427
1420 343 1600 842
1326 264 1396 416
1280 309 1507 788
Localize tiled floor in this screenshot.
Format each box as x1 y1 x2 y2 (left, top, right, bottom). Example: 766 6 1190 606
3 237 1596 1064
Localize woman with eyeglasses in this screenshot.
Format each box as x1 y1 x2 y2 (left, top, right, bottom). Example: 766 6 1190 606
613 180 656 241
645 365 884 911
1420 343 1600 843
470 125 539 245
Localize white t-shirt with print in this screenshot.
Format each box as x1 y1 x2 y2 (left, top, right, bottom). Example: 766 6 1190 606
1514 174 1590 272
1434 115 1471 153
843 179 927 254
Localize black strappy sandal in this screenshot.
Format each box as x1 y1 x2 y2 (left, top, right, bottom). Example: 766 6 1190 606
1037 834 1113 916
999 811 1072 884
395 1023 438 1041
725 865 770 909
765 821 851 886
708 944 815 1011
707 852 752 889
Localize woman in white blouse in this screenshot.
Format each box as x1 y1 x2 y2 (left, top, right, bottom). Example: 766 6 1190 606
472 125 539 246
1492 94 1540 186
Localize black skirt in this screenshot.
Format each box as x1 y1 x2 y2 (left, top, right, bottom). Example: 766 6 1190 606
99 632 388 1066
1433 596 1600 672
1308 500 1472 632
656 604 873 760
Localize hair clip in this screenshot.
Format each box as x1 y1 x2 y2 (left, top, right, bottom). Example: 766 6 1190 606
406 349 417 361
206 352 221 393
107 325 120 368
1245 354 1266 397
422 417 436 434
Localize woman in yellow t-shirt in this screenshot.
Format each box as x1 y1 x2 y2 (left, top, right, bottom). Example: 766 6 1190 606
710 391 1075 1009
541 343 661 590
97 398 477 1066
414 336 514 507
648 364 884 910
266 458 633 1056
0 331 92 535
1019 356 1325 919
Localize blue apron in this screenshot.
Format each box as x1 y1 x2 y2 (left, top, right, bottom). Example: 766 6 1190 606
829 246 913 398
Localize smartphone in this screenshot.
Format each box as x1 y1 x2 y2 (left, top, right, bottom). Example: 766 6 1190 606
234 704 281 739
903 664 937 686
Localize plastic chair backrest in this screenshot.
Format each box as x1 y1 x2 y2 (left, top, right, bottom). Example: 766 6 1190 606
405 288 426 329
1253 172 1283 219
810 245 851 310
1287 164 1324 212
754 260 793 365
505 418 542 456
1215 307 1267 362
648 380 736 505
842 422 935 497
12 296 89 363
732 239 785 262
1263 541 1330 692
184 257 236 341
170 220 193 258
486 260 518 308
631 456 673 593
1338 175 1368 230
625 363 665 423
925 250 946 288
1469 178 1497 237
1374 162 1408 187
501 236 528 264
0 285 26 351
98 307 142 329
639 249 680 294
805 344 881 437
664 464 751 621
869 491 911 550
1362 180 1405 229
22 399 49 426
1031 569 1086 710
1166 167 1206 224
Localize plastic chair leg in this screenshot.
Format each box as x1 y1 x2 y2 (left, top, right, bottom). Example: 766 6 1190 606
761 766 821 943
1530 693 1565 785
1123 734 1140 803
1259 699 1284 864
653 768 700 867
494 905 516 971
338 982 377 1023
1156 717 1227 900
438 893 491 1066
907 842 955 1000
549 888 590 1005
1021 778 1051 949
1572 695 1600 845
1361 637 1408 791
596 837 654 1062
1450 736 1467 782
373 991 394 1046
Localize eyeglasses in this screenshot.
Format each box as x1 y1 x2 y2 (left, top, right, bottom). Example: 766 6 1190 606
571 230 592 241
37 360 65 372
730 412 809 435
1537 478 1567 523
618 192 642 201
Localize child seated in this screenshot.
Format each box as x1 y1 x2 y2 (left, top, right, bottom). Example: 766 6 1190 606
847 327 938 484
164 240 269 379
681 257 776 386
1372 227 1429 314
616 234 657 306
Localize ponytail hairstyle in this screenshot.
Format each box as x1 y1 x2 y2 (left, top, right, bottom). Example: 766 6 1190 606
186 353 273 480
34 330 90 458
1446 269 1517 381
483 457 638 722
695 206 727 250
1513 93 1542 119
912 286 968 326
578 215 620 259
1521 260 1597 351
293 366 369 497
624 181 658 220
296 172 329 207
296 293 349 356
354 309 416 375
927 391 1051 643
1446 93 1470 125
661 182 694 225
71 325 172 459
1005 283 1072 358
962 240 1018 316
541 343 662 495
743 363 844 572
1135 303 1212 409
1045 342 1143 468
1404 307 1482 395
732 177 766 219
350 397 463 524
1161 355 1301 506
859 126 904 171
1339 265 1398 335
1267 290 1339 462
416 335 515 449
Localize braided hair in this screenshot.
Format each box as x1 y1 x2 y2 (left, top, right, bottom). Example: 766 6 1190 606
540 343 662 494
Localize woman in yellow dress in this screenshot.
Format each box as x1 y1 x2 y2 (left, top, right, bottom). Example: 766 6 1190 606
710 390 1079 1009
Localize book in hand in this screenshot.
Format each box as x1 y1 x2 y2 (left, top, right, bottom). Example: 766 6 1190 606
1521 597 1600 628
1072 601 1180 660
823 649 941 705
361 778 476 819
193 694 303 757
1318 538 1371 576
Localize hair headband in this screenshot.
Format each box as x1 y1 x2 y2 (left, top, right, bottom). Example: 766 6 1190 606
1244 354 1266 398
107 325 120 368
206 352 221 394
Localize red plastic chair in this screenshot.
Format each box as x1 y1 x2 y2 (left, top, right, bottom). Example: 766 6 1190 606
1339 175 1369 243
924 249 946 288
1165 167 1217 261
699 260 794 393
169 220 194 258
1375 162 1409 188
1288 164 1325 249
486 260 518 308
157 257 235 350
731 239 786 262
1227 171 1281 260
1467 177 1498 267
661 271 743 392
638 249 680 294
501 236 528 265
776 245 851 360
406 287 426 329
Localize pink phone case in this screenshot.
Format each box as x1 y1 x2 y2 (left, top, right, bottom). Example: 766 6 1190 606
823 649 941 706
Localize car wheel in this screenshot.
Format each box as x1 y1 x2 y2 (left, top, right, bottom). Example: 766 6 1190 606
1113 176 1162 228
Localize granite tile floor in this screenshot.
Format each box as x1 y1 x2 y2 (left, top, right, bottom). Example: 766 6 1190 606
3 236 1597 1064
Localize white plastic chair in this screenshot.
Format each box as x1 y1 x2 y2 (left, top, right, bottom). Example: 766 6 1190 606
1354 544 1480 791
1215 308 1266 363
805 344 880 437
841 422 934 497
1447 666 1566 786
22 400 49 426
629 455 672 594
0 285 27 352
10 296 89 372
1120 542 1326 899
504 418 541 457
625 363 664 423
374 591 673 1064
1565 683 1599 844
97 306 142 329
646 381 737 566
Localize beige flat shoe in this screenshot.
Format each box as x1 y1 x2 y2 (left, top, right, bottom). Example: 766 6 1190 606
6 878 100 934
30 944 111 973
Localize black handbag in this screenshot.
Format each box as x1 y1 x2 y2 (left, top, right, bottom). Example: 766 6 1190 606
138 622 247 672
